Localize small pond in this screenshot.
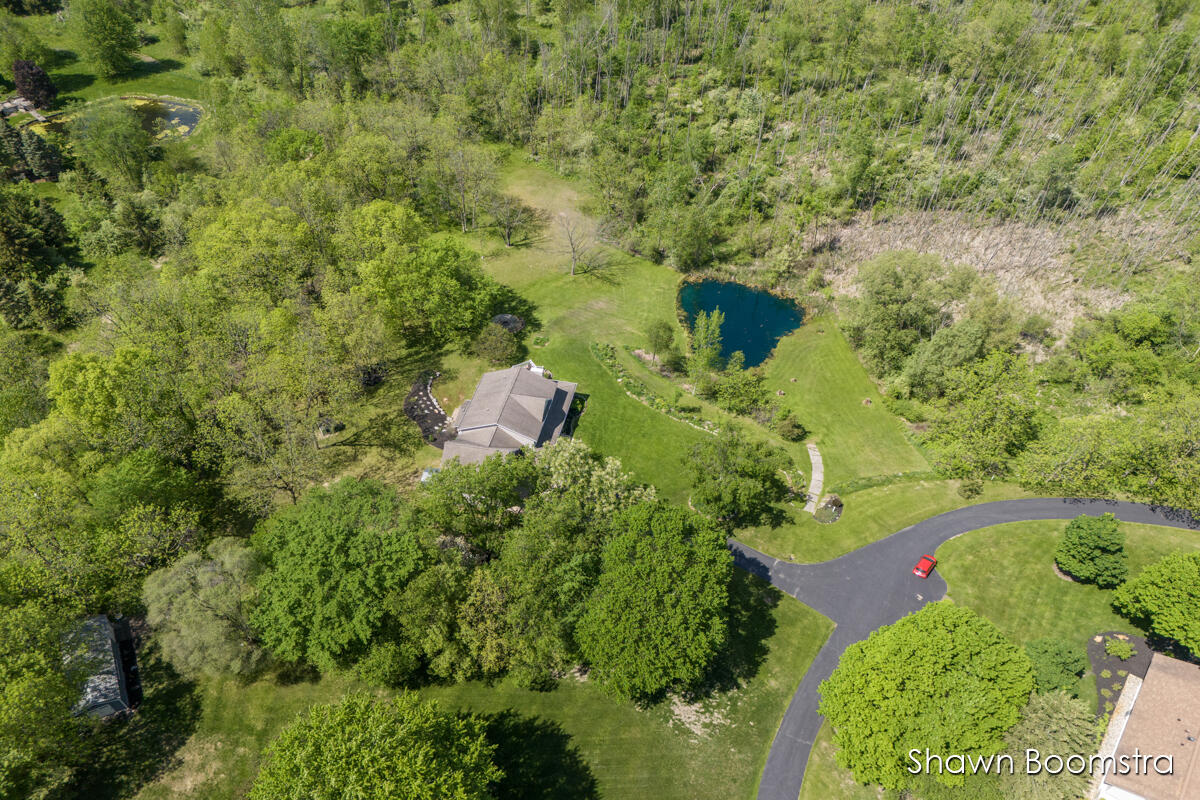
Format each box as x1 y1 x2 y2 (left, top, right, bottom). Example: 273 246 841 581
678 280 803 367
30 97 203 139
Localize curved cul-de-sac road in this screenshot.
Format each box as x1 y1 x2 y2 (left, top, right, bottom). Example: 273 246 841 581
732 498 1200 800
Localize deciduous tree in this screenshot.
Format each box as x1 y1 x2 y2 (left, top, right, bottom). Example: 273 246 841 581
687 427 789 526
69 0 138 78
1113 551 1200 657
11 60 54 109
249 692 501 800
1054 513 1127 588
577 501 730 700
250 479 425 671
819 602 1033 790
143 537 268 679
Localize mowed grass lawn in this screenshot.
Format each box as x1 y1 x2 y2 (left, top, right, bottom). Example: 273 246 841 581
18 15 206 105
798 519 1200 800
133 574 834 800
740 479 1032 563
939 519 1200 646
762 319 928 487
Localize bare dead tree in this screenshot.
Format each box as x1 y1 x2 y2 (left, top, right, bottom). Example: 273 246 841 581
490 193 547 247
557 212 594 276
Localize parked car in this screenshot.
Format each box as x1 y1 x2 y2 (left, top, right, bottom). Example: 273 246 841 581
912 554 937 579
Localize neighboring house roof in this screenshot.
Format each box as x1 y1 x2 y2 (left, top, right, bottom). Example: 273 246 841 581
65 615 132 719
1102 653 1200 800
442 362 576 465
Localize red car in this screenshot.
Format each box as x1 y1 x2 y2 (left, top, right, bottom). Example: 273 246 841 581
912 554 937 579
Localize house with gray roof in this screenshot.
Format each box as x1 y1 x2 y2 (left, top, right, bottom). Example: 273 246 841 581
442 361 577 465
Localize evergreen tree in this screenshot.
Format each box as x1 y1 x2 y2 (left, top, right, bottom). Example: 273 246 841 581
19 129 59 179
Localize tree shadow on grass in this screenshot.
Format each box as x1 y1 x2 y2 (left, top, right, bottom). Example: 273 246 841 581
692 569 780 697
51 70 95 98
68 646 201 800
480 710 600 800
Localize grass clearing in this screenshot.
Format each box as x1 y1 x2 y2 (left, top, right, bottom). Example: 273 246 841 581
797 723 883 800
762 319 928 487
18 17 206 105
939 520 1200 646
132 573 833 800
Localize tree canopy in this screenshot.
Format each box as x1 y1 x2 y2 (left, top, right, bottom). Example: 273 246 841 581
577 501 731 700
249 692 501 800
250 479 426 671
819 602 1033 790
686 427 790 526
1113 551 1200 657
143 537 268 679
1054 513 1127 588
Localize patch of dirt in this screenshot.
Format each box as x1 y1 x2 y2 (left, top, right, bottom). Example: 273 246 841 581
632 348 661 366
816 210 1140 335
155 738 228 796
1052 562 1079 583
669 694 728 738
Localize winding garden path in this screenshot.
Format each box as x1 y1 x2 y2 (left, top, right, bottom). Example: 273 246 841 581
731 498 1200 800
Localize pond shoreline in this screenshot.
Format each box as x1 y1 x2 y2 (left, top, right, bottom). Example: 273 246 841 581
676 277 805 367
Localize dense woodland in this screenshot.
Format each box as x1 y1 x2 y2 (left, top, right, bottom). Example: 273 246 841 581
1 0 1200 798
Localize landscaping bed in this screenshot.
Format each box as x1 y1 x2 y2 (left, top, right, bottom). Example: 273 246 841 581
1086 631 1150 717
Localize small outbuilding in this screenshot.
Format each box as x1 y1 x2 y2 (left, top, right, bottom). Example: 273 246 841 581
65 615 140 719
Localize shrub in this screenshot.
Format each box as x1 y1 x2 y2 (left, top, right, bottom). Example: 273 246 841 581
1100 668 1111 679
1025 638 1087 694
470 321 522 366
1104 637 1135 661
957 478 983 499
1055 513 1127 588
773 408 808 441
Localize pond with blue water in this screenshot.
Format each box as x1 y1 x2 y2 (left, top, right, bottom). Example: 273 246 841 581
678 280 804 367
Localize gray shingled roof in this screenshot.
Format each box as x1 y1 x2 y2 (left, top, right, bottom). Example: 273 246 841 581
443 363 576 465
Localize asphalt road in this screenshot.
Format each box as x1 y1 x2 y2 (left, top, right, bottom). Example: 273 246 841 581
732 498 1200 800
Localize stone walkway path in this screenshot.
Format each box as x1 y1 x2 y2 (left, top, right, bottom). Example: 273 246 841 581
803 443 823 513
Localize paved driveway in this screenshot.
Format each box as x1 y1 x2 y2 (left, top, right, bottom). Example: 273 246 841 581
732 498 1200 800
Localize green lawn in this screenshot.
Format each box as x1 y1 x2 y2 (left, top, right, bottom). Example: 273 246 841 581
740 479 1032 563
938 519 1200 646
798 723 883 800
131 573 834 800
18 16 206 105
762 320 929 488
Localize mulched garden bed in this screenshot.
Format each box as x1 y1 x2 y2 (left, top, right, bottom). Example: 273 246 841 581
1087 631 1151 716
403 373 453 448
